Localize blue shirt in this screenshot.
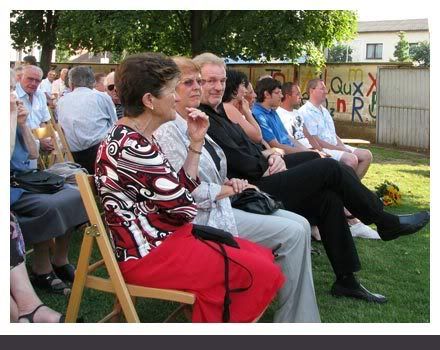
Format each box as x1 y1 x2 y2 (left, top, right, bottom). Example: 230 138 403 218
252 103 294 146
56 87 117 151
10 128 32 205
16 83 51 129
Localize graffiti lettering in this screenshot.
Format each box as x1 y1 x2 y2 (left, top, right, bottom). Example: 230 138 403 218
353 82 364 96
366 73 377 97
348 68 364 82
330 77 343 94
352 97 364 122
368 91 377 118
336 98 347 113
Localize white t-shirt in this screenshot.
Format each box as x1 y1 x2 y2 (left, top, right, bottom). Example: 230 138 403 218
276 107 312 148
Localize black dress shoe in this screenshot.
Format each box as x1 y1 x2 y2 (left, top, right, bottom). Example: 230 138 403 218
331 282 387 304
378 211 429 241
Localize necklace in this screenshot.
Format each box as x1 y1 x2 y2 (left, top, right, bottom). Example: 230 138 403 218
130 118 149 137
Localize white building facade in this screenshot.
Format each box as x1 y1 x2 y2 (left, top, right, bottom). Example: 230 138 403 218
347 19 429 63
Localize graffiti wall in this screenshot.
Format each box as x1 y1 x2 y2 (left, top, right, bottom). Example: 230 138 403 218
229 62 408 126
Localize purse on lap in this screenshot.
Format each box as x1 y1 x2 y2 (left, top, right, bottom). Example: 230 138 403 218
11 169 65 194
230 188 283 215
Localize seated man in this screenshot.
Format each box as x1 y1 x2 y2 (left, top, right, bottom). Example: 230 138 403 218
298 78 372 179
104 71 124 119
194 52 429 303
277 82 319 150
252 78 320 156
57 66 117 174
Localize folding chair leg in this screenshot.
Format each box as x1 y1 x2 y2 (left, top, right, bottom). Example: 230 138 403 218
65 232 95 322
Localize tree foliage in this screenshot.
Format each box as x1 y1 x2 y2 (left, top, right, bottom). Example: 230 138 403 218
11 10 357 68
10 10 60 75
393 31 411 62
326 43 353 63
410 41 430 67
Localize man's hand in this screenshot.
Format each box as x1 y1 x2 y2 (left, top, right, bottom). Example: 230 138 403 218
40 137 54 151
264 153 287 176
16 101 29 127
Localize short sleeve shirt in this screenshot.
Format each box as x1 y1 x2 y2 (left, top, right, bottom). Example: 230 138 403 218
16 83 51 129
298 101 337 145
252 103 293 146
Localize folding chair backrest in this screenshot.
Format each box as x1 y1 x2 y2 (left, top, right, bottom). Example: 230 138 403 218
32 123 66 167
65 172 195 323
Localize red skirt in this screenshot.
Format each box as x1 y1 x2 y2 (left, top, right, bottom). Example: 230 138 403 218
121 223 285 322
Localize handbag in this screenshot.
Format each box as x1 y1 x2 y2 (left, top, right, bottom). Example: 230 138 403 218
230 188 283 215
192 224 253 322
11 169 65 194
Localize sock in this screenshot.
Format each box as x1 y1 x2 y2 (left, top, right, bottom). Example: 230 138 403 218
336 273 360 289
376 211 399 231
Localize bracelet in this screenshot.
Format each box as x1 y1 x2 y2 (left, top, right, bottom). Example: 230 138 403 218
188 145 202 155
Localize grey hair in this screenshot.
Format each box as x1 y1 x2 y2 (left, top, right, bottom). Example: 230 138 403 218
22 65 43 78
192 52 226 70
68 66 95 89
14 66 23 73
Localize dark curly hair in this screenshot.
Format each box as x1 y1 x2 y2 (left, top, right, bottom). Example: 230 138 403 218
255 77 282 103
116 52 180 117
222 68 249 103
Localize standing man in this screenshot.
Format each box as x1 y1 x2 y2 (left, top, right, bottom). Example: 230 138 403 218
299 78 373 179
57 66 117 173
104 71 124 119
15 65 54 153
252 78 319 155
51 68 68 101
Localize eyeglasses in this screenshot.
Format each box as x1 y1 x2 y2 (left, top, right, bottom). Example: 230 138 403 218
107 84 115 91
180 78 202 87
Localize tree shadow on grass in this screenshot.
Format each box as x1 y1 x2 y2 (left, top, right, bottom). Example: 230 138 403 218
399 168 430 178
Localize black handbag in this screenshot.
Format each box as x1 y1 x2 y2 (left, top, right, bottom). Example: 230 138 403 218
11 169 65 194
230 188 283 215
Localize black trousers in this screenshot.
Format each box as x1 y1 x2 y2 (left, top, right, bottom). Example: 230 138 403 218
71 143 101 175
254 153 387 275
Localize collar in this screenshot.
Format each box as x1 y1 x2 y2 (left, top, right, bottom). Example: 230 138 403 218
305 100 323 112
253 102 273 114
15 83 28 99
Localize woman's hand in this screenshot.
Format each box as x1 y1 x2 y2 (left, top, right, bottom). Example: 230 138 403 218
240 97 251 115
186 107 209 144
224 178 250 194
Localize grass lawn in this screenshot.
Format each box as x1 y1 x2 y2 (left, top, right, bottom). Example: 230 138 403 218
33 145 430 323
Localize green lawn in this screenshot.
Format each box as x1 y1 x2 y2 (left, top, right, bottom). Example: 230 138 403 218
34 145 430 323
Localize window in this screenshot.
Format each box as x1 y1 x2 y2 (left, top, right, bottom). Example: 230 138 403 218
366 43 383 59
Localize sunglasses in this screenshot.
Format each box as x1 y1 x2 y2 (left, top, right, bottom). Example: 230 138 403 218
107 84 115 91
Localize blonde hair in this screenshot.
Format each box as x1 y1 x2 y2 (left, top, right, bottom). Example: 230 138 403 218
192 52 226 69
172 56 200 75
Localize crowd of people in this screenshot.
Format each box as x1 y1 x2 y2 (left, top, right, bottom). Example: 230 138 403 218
10 53 429 323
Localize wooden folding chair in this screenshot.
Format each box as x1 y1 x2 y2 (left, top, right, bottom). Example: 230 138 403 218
52 122 75 163
32 123 66 168
65 172 195 323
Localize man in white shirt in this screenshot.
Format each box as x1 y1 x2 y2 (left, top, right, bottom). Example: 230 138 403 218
51 68 68 101
277 82 319 150
39 70 57 108
16 65 54 153
298 79 378 240
299 78 373 179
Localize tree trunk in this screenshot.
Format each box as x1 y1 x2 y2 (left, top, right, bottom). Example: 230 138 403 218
39 10 59 77
190 10 204 57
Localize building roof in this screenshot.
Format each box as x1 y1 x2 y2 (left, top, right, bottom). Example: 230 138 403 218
358 19 429 33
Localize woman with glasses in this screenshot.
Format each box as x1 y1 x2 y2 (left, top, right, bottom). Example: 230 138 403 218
155 57 320 323
95 52 284 322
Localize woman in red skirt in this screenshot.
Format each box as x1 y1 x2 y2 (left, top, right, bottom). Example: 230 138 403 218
95 52 284 322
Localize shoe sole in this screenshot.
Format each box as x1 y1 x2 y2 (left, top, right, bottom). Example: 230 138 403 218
331 287 388 304
381 215 429 241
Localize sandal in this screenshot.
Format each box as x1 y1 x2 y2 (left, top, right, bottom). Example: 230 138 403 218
52 263 76 283
31 271 71 295
18 304 65 323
